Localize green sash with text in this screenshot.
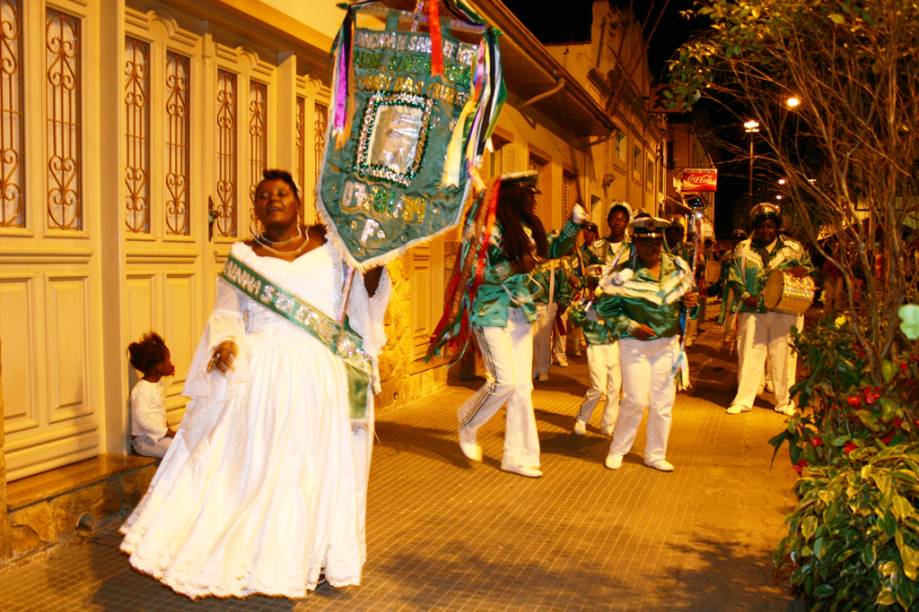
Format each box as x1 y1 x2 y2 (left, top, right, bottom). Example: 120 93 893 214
220 254 371 420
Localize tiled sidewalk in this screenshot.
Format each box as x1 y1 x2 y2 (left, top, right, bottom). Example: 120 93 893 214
0 318 799 611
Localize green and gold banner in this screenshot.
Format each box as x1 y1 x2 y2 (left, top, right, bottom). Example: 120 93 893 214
318 1 506 270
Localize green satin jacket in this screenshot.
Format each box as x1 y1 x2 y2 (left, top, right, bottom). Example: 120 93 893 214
470 219 579 328
568 306 612 345
595 250 696 341
727 236 814 314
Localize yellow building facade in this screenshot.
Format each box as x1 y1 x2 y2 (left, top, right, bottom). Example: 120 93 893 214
0 0 680 561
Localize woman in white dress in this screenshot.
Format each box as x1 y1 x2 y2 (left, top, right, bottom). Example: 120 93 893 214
120 169 391 599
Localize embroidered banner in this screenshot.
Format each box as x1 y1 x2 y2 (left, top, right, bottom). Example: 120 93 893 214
317 1 506 270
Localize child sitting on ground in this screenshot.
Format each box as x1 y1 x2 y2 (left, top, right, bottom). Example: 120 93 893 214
127 332 176 458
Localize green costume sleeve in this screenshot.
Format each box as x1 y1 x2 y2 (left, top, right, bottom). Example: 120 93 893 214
595 293 636 339
548 220 579 258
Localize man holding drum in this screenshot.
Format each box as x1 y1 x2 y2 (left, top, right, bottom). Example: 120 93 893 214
726 203 814 417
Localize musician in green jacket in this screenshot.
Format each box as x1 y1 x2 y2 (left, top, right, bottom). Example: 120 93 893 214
594 214 699 472
458 170 582 479
532 236 574 382
568 201 633 437
725 203 814 417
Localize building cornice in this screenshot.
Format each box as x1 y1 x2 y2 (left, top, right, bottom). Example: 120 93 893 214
471 0 614 138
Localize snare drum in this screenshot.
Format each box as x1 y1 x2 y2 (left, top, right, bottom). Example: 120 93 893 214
763 269 815 315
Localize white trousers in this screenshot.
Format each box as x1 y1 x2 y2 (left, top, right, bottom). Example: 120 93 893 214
553 314 568 363
732 311 801 411
577 342 622 429
532 302 557 377
609 336 678 463
132 435 172 458
459 308 540 468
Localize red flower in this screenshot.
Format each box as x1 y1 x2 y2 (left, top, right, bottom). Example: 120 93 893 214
862 386 882 405
881 433 894 445
810 436 824 447
843 441 858 455
901 361 909 372
893 417 904 429
793 459 808 475
847 395 862 408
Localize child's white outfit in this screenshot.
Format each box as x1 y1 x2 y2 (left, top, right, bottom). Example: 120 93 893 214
130 379 172 458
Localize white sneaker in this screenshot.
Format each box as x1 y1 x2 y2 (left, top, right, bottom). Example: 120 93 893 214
537 373 549 382
644 458 674 472
726 405 751 415
557 357 569 367
774 405 796 416
604 453 624 470
500 464 542 478
458 426 482 462
601 424 614 437
572 419 587 436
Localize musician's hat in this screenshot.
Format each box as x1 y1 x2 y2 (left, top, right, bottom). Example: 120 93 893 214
498 170 540 194
629 213 670 240
607 200 633 221
750 202 782 227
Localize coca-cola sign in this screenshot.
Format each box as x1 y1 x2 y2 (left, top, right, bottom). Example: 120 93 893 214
681 168 718 192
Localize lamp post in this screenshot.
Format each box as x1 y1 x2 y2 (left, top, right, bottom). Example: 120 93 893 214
743 119 760 201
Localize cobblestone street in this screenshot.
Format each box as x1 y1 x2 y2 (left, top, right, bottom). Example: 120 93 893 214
0 316 800 611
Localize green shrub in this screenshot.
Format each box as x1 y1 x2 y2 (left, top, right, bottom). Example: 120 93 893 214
770 315 919 471
776 444 919 609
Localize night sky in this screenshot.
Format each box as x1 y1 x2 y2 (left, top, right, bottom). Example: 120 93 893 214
503 0 746 237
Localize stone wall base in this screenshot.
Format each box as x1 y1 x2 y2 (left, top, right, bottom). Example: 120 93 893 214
3 455 156 566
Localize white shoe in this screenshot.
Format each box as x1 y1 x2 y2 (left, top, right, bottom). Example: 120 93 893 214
774 405 796 416
572 419 587 436
601 424 614 437
765 381 775 393
557 358 569 367
537 373 549 382
458 426 482 462
500 464 542 478
726 405 751 415
604 453 623 470
644 458 674 472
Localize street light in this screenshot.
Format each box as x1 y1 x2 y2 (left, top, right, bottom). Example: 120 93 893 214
744 120 760 200
785 95 801 109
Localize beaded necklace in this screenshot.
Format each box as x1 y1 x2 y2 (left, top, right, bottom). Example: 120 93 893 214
254 232 310 258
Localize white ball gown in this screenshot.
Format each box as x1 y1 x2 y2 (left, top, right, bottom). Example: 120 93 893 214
120 241 390 599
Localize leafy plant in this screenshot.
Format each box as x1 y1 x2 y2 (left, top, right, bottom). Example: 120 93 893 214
769 314 919 471
776 444 919 609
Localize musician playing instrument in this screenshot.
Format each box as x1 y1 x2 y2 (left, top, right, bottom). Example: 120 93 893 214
569 202 632 437
532 236 574 382
725 203 814 417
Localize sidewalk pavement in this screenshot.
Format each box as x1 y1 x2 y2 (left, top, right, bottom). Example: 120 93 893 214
0 314 800 611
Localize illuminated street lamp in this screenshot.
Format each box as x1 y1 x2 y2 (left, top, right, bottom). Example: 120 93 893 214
785 95 801 109
744 120 760 200
778 178 787 186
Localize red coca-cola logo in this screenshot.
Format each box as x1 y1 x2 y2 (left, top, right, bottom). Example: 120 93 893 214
681 168 717 191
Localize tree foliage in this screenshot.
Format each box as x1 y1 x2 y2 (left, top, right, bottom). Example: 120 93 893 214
667 0 919 378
